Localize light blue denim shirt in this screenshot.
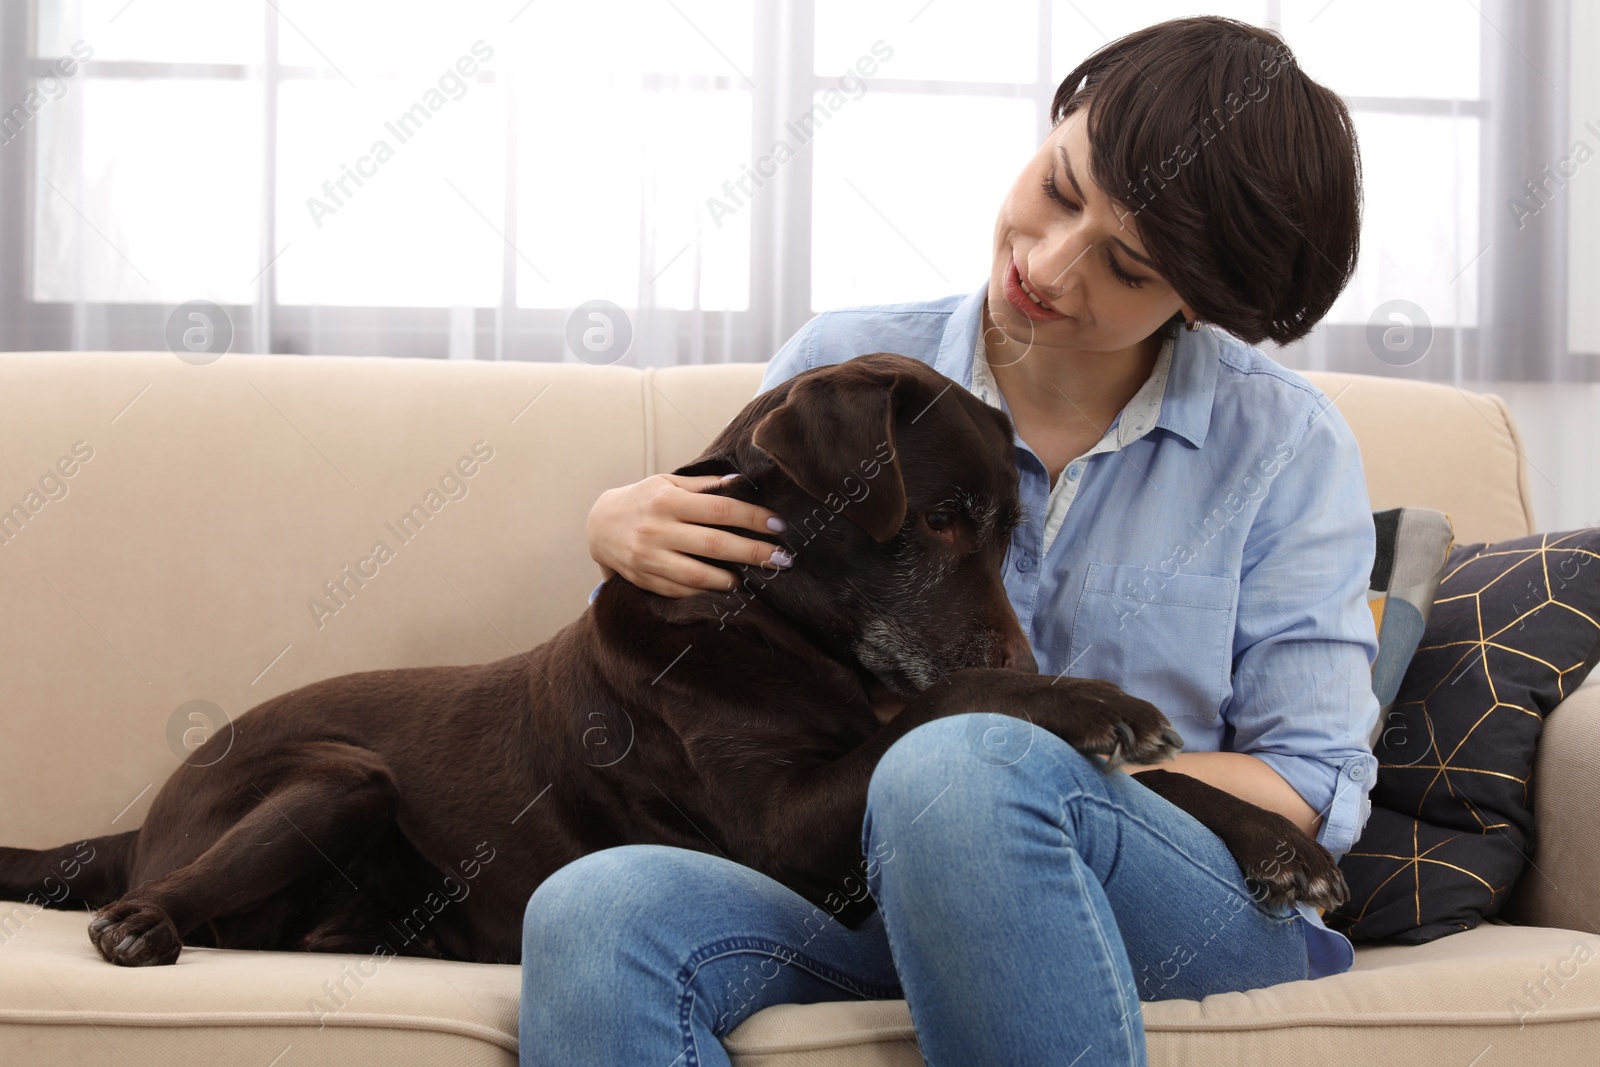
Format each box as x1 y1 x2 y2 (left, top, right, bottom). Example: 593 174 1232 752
747 281 1382 981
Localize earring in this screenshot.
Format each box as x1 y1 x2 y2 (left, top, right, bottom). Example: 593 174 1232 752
1185 317 1202 332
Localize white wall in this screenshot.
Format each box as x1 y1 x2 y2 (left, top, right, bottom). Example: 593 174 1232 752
1484 382 1600 532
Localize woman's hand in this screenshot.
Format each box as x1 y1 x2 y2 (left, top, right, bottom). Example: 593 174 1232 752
586 472 792 599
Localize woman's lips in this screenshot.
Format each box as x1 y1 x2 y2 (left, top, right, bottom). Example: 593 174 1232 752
1003 257 1067 322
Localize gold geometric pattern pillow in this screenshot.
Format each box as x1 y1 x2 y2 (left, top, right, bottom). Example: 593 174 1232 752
1327 528 1600 942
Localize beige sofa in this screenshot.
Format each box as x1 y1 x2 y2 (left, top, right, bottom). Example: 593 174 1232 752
0 351 1597 1065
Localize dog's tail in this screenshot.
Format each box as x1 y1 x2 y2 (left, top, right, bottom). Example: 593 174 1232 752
0 830 138 911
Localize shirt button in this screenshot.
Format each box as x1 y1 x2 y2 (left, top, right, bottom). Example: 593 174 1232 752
1349 762 1367 781
1016 556 1034 573
1067 464 1081 480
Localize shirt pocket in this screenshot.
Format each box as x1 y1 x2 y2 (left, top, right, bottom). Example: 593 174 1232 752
1067 562 1238 724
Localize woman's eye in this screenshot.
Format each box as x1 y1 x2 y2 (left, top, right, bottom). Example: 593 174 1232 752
924 511 957 532
1041 171 1071 207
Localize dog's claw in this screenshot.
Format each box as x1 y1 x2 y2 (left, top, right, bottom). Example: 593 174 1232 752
87 901 182 966
1304 871 1351 912
1106 722 1137 767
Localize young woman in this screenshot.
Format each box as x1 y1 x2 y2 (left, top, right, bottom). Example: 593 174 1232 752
520 16 1378 1067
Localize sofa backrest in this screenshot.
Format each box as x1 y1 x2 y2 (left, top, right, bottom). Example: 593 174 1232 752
0 353 1535 847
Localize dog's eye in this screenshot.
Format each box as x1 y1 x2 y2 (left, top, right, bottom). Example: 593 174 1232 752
923 510 957 533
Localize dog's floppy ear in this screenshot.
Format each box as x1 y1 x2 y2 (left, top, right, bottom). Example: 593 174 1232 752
751 356 908 543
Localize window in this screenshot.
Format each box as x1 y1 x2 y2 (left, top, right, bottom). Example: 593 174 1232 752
2 0 1589 377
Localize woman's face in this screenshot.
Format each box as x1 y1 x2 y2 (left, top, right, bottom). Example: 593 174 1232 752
986 103 1192 363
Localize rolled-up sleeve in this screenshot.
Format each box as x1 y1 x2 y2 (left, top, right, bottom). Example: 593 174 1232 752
1226 394 1382 861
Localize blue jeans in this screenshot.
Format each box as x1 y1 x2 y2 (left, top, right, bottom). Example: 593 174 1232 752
519 713 1309 1066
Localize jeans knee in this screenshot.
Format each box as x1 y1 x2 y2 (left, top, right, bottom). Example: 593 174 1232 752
522 850 626 965
523 844 777 981
867 717 965 825
864 715 1003 848
523 847 692 963
862 713 1107 857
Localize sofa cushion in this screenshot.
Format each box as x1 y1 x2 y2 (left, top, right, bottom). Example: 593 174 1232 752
0 908 518 1065
3 910 1596 1065
0 353 643 852
725 921 1600 1066
1330 528 1600 943
1292 371 1535 544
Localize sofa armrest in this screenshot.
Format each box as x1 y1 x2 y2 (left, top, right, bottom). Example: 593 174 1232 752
1504 676 1600 932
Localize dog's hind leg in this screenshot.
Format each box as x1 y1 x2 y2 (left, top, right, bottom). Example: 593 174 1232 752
87 742 398 967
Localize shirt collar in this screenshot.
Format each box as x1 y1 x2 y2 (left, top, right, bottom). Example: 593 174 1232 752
932 282 989 388
937 279 1218 450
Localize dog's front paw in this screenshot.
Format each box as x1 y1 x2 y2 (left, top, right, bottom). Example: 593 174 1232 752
1240 828 1350 912
88 900 182 966
1017 678 1184 769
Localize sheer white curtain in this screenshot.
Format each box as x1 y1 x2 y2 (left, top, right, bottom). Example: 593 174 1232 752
11 0 784 363
4 0 1595 391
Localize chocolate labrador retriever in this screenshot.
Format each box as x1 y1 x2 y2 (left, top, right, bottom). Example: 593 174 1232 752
0 352 1346 967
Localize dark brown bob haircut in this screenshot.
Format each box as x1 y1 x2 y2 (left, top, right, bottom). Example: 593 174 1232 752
1052 16 1362 347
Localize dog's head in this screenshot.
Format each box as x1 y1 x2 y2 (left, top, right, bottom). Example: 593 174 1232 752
676 352 1038 698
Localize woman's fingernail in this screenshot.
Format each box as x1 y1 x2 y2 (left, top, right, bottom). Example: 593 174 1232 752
720 473 740 482
766 516 787 532
769 549 794 568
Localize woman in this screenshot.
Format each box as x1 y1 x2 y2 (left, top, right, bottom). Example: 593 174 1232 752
521 15 1379 1067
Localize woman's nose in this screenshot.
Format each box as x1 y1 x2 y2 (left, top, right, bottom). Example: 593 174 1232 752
1027 231 1090 301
